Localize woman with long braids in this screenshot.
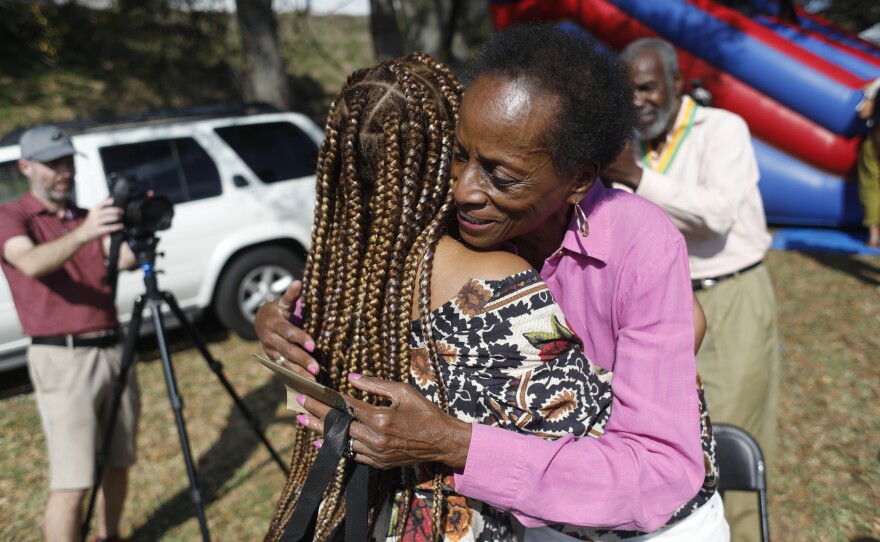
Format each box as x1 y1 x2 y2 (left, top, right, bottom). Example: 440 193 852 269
263 52 617 541
259 24 727 542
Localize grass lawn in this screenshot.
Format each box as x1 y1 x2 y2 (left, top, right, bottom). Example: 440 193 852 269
1 249 878 541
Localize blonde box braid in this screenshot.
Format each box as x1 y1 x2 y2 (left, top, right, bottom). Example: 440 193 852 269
266 52 462 542
385 57 463 539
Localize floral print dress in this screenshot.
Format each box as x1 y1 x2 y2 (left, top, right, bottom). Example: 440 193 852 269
382 270 613 541
380 269 719 542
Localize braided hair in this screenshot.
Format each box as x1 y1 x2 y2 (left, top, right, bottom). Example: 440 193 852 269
265 52 462 542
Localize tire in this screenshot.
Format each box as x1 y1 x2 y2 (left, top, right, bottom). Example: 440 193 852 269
214 246 304 340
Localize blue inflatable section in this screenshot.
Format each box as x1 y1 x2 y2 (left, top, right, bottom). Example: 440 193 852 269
756 18 880 80
754 139 862 226
556 21 615 56
771 228 880 255
797 19 880 61
751 0 880 60
607 0 865 137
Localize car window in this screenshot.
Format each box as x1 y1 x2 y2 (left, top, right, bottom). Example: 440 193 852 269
214 121 318 183
99 138 221 204
0 160 29 205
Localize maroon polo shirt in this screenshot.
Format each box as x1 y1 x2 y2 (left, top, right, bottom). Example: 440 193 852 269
0 192 118 337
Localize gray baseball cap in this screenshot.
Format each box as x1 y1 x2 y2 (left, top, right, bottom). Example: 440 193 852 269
19 125 76 162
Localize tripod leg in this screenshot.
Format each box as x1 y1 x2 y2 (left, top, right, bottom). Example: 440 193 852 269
81 295 147 542
149 297 212 542
161 291 290 475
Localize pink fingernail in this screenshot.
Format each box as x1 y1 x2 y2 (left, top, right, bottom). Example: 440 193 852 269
308 363 319 375
312 440 322 449
305 341 315 352
348 372 362 379
296 415 308 426
296 395 306 406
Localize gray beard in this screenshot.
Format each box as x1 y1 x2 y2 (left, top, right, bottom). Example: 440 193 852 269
47 189 72 203
635 100 677 142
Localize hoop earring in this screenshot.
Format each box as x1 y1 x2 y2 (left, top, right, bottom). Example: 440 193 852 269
574 202 590 238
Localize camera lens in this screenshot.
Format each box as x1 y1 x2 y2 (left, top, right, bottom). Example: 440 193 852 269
108 173 174 234
126 196 174 233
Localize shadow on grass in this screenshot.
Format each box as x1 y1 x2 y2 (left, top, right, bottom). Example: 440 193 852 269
0 366 32 399
0 314 290 538
798 252 880 287
127 376 288 540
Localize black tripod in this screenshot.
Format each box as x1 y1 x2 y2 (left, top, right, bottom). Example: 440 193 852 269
81 233 289 542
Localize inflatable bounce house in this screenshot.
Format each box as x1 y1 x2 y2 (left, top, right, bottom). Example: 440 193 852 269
489 0 880 228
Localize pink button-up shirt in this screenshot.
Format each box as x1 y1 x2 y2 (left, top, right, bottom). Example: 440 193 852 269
453 182 705 533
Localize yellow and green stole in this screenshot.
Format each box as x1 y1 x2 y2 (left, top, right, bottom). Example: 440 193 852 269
640 97 699 174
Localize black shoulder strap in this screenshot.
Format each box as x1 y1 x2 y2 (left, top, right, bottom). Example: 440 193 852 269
280 409 370 542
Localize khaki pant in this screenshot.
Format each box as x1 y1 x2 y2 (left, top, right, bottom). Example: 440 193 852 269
28 343 140 490
696 264 780 542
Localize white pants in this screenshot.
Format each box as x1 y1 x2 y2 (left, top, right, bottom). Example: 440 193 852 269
524 492 729 542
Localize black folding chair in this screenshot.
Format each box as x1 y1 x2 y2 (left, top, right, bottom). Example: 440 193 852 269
713 423 771 542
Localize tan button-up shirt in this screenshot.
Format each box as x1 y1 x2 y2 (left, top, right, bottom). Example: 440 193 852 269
627 96 771 279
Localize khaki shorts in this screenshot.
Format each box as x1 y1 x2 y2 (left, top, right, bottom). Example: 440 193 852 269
28 343 141 490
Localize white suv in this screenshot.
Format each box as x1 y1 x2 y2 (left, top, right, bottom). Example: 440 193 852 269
0 106 323 371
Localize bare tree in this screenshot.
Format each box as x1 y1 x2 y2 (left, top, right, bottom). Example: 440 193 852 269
235 0 290 110
369 0 489 74
370 0 406 60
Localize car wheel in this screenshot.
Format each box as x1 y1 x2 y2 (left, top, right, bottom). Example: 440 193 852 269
214 246 304 340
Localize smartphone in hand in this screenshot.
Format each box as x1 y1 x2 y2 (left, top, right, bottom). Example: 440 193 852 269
251 353 352 415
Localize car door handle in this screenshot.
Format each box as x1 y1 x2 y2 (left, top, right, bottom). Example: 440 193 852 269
233 175 249 187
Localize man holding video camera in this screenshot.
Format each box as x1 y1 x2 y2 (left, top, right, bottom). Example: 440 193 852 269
0 125 140 542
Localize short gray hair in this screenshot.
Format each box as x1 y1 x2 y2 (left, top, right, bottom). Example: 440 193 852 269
619 38 679 89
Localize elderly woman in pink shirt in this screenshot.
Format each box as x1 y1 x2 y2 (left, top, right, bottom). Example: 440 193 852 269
257 24 725 541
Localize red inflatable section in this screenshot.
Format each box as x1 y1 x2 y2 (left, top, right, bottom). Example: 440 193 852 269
489 0 860 174
681 60 860 174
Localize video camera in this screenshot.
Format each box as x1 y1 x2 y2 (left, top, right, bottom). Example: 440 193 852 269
108 173 174 237
104 173 175 299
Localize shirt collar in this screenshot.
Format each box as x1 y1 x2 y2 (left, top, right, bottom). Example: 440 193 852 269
666 94 693 132
20 192 73 218
646 95 706 148
672 95 694 135
558 181 612 265
20 192 51 215
671 96 707 135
